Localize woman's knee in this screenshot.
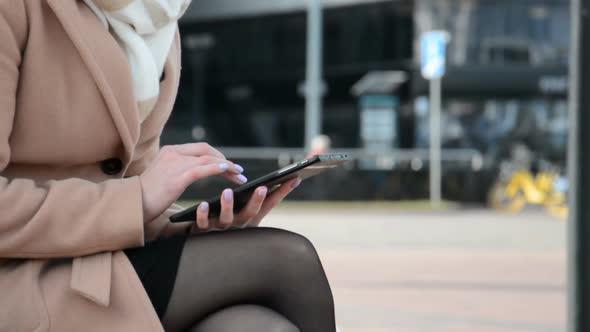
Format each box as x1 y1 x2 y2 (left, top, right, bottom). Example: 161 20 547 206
190 305 300 332
256 228 325 276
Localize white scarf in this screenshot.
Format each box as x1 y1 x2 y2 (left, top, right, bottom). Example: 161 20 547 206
83 0 192 122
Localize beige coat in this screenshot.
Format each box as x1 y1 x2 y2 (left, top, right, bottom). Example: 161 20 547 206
0 1 193 331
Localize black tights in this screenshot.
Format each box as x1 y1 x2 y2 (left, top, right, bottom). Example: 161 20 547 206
161 228 336 332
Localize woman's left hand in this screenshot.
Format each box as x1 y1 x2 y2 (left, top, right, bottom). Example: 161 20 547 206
190 177 302 232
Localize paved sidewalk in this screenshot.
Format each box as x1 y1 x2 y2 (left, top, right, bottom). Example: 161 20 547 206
267 205 567 332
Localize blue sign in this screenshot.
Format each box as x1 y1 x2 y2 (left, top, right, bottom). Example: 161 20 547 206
421 31 449 80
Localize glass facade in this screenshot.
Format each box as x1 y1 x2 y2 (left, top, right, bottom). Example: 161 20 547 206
170 0 569 160
414 0 569 167
168 2 413 148
415 0 570 66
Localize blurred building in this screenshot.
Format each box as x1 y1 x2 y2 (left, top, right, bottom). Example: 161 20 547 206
166 0 569 201
168 0 413 148
413 0 569 164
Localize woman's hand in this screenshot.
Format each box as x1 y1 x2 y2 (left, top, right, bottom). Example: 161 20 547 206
139 143 246 223
192 177 302 232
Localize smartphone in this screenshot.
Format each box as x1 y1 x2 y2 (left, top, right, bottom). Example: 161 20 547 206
169 153 352 223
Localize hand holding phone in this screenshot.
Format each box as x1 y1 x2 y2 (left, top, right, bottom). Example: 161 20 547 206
170 154 352 223
190 177 302 232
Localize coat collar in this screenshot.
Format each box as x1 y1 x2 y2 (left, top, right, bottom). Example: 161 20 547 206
47 0 140 164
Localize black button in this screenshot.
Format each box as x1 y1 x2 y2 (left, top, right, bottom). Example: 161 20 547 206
100 158 123 176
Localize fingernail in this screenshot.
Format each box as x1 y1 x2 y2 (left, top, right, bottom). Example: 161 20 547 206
291 178 302 189
235 164 245 173
258 187 268 197
237 174 248 183
223 189 233 202
219 163 229 171
200 201 209 212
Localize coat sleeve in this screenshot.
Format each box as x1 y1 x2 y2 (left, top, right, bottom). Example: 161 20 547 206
0 1 145 258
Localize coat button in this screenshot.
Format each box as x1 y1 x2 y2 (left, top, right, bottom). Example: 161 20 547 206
100 158 123 176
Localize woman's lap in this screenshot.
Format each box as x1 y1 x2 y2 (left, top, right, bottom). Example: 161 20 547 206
125 228 336 332
163 228 335 332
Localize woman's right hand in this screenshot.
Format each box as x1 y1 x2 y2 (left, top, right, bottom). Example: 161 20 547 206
139 143 246 223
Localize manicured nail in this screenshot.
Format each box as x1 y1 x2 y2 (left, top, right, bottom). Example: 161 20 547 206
219 163 229 171
223 189 233 202
258 187 268 197
237 174 248 183
235 164 245 173
200 201 209 212
291 178 302 189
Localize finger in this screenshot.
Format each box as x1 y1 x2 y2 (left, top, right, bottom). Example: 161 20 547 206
236 187 268 227
180 163 232 188
217 189 234 228
195 201 210 231
197 156 244 174
251 178 301 226
222 173 248 185
180 160 246 188
182 156 244 175
173 142 226 159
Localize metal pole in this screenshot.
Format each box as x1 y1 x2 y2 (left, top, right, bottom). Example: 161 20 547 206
568 0 590 331
429 78 442 206
304 0 323 150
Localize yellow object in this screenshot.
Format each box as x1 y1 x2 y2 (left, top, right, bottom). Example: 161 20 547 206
488 170 568 219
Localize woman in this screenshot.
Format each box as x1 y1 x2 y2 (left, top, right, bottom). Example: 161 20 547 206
0 1 336 331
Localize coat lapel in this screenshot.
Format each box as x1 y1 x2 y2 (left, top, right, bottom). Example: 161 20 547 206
47 0 140 164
